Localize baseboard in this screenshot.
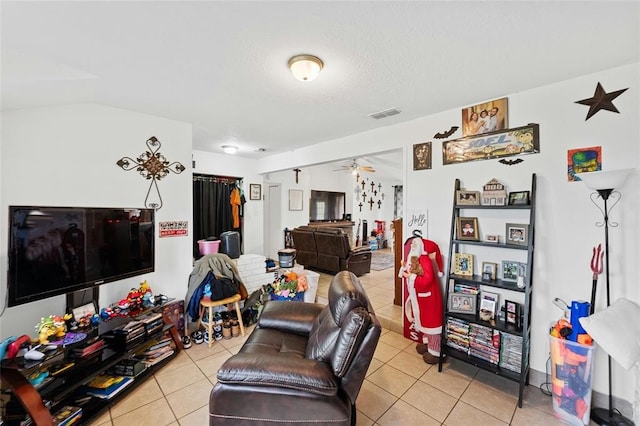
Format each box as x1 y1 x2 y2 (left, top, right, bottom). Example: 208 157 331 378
528 367 634 420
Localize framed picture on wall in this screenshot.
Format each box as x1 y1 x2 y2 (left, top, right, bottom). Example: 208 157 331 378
289 189 303 211
413 142 432 170
249 184 262 200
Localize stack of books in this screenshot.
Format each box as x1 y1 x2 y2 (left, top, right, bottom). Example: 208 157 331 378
84 374 134 399
70 338 105 359
134 337 174 367
453 284 479 295
499 333 523 373
468 324 500 365
446 317 470 353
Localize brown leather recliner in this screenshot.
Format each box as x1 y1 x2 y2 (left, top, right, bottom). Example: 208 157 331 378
209 271 381 426
291 226 372 276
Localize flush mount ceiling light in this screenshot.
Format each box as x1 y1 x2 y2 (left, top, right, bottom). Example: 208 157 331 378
288 54 323 82
222 145 238 154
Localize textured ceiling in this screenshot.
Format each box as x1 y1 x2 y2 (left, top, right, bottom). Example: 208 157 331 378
2 1 638 162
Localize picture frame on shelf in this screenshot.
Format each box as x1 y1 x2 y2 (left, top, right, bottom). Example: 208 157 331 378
454 253 474 276
481 262 498 280
480 291 499 320
505 299 521 328
505 223 528 246
72 301 97 323
508 191 530 206
502 260 520 282
456 217 479 241
448 293 477 314
484 234 499 243
249 184 262 201
456 190 480 206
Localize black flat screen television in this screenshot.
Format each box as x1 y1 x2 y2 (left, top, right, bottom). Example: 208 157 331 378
309 190 346 222
7 206 155 307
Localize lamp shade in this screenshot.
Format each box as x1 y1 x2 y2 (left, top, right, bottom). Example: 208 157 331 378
288 55 323 82
579 168 632 191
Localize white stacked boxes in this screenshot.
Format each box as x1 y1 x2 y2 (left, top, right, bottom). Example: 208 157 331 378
235 254 274 295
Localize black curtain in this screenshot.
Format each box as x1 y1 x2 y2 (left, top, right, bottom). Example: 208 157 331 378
192 175 240 258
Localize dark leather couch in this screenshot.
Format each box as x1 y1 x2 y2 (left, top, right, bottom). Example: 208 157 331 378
209 271 381 426
291 226 372 276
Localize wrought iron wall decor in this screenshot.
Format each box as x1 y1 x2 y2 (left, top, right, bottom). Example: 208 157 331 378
116 136 185 209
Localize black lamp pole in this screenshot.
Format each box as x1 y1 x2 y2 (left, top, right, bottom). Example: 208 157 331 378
589 188 633 426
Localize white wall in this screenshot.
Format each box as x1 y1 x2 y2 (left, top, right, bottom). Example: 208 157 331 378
256 63 640 405
191 150 264 256
1 103 193 337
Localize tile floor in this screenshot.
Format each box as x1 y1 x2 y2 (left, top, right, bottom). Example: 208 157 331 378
87 251 565 426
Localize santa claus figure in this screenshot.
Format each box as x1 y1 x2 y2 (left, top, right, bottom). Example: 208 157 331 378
398 234 444 364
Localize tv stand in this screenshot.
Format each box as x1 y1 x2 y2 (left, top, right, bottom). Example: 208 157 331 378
0 305 183 425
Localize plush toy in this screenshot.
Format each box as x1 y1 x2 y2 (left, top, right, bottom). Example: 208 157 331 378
408 256 423 276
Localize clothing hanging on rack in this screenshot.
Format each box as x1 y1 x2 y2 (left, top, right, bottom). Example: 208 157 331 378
230 185 241 228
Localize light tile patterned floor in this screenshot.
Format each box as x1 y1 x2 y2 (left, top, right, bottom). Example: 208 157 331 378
87 249 564 426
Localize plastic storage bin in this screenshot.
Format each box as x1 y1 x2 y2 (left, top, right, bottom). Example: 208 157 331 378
303 270 320 303
549 335 596 426
197 239 220 255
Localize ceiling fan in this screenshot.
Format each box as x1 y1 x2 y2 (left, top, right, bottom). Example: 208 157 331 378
333 159 376 174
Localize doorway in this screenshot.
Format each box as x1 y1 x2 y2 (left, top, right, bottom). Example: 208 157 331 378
263 182 282 260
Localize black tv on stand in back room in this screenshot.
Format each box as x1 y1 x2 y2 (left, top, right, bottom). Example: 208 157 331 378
7 206 155 307
309 190 346 222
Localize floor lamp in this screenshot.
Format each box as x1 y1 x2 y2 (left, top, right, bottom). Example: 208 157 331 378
580 168 634 426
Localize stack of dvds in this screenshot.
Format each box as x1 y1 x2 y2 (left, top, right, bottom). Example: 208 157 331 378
102 320 146 352
446 317 469 353
136 312 164 339
468 324 499 364
499 333 522 372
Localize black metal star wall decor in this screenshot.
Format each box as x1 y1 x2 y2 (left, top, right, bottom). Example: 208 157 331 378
116 136 185 209
575 82 628 120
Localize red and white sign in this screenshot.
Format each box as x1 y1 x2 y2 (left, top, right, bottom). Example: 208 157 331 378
159 221 188 238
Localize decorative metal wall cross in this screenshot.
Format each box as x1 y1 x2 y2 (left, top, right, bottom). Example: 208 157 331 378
116 136 185 209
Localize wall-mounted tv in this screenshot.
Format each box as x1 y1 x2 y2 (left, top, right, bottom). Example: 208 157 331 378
309 190 346 222
7 206 155 307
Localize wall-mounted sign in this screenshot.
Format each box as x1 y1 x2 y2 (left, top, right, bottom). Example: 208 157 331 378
442 123 539 166
159 221 188 238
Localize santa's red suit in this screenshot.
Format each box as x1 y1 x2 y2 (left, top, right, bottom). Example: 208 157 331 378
399 237 444 357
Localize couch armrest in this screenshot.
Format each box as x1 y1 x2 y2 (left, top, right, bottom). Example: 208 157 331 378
350 246 371 255
258 300 324 335
217 353 338 396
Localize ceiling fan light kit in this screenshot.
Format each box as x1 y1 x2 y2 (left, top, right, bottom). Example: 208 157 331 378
288 54 323 82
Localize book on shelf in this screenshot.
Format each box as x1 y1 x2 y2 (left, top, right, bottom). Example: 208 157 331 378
84 375 134 399
52 405 82 426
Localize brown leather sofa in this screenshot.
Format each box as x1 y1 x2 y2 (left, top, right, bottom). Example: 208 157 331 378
209 271 381 426
291 226 371 276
